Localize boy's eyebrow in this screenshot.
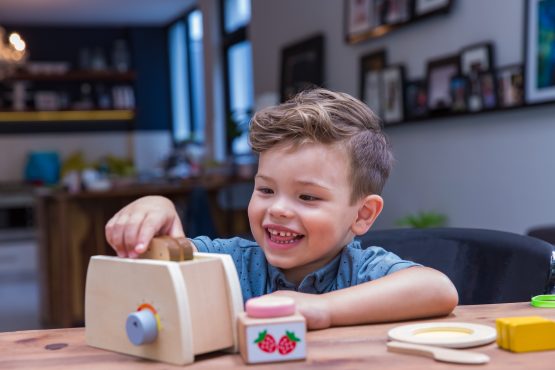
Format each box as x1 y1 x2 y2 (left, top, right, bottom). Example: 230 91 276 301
256 174 332 191
295 180 332 191
254 174 273 182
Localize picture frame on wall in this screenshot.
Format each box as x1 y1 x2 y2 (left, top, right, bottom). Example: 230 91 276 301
497 65 524 108
414 0 452 17
372 0 387 28
426 54 460 113
449 75 469 113
280 34 325 102
360 50 387 117
382 65 405 124
405 80 428 119
384 0 411 25
345 0 375 42
478 71 498 110
460 42 494 76
525 0 555 104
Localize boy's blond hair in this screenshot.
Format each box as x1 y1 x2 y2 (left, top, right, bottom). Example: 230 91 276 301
249 88 393 202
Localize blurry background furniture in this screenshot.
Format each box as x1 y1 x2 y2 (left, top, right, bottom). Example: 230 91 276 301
527 225 555 245
359 228 555 305
36 177 251 328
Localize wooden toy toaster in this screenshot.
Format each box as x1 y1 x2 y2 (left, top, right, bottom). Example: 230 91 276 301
84 237 244 365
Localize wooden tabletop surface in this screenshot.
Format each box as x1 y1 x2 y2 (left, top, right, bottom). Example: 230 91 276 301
1 302 554 369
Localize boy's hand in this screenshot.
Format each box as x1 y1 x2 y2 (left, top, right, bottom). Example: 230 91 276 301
269 290 331 330
105 196 185 258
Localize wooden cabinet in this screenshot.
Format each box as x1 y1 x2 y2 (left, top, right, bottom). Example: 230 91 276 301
36 178 251 328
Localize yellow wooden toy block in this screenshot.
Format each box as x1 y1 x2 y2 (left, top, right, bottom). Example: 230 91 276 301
495 317 546 350
509 319 555 353
495 316 555 353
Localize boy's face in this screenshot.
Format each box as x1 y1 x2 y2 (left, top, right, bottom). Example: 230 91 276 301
248 142 364 283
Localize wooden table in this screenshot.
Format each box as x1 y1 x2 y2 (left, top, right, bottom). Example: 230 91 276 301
2 303 554 369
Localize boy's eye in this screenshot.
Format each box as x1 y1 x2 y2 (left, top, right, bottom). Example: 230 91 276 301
299 194 320 201
257 187 273 194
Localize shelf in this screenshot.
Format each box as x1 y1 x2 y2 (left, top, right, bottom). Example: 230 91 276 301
383 100 555 128
345 3 453 44
5 70 135 82
0 110 134 122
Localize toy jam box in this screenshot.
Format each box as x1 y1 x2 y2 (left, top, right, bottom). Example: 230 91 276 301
238 296 306 364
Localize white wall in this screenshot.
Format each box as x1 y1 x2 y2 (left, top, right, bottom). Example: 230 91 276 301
251 0 555 234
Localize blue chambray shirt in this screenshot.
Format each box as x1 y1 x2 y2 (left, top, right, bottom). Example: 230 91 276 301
191 236 420 302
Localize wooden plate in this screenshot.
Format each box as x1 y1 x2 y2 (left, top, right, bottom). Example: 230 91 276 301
387 322 496 348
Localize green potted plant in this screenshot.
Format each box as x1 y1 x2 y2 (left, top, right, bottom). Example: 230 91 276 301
396 211 448 229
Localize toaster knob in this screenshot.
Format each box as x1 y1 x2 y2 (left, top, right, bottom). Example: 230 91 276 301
126 309 158 345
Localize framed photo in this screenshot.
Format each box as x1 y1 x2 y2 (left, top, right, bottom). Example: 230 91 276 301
280 34 325 102
373 0 388 28
479 71 497 110
525 0 555 103
497 65 524 108
460 42 494 77
384 0 411 25
426 55 460 113
414 0 452 17
405 80 428 119
360 50 387 117
382 65 405 124
450 75 469 113
467 73 483 112
345 0 374 42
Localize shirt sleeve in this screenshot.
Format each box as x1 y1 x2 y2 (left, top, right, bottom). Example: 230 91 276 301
190 236 258 276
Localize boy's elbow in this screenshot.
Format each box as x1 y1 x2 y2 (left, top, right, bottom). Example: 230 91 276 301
433 271 459 315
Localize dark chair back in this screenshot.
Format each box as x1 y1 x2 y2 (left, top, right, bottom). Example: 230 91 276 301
358 228 555 305
527 225 555 245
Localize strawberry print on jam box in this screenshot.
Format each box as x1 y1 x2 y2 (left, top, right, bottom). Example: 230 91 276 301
240 319 306 363
238 296 306 364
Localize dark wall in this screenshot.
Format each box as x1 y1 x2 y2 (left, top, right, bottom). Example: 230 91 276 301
4 25 171 132
129 27 171 131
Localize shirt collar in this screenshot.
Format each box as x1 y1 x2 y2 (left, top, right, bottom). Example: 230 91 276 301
267 249 343 294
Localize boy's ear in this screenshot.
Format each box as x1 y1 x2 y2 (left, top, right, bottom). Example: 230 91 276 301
351 194 384 235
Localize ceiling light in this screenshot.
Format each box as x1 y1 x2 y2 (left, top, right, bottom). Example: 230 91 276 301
0 27 28 79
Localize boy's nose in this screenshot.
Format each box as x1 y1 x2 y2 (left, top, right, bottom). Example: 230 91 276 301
268 199 294 219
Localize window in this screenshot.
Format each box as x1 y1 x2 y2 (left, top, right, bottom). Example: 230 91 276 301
169 9 206 143
222 0 254 156
223 0 251 33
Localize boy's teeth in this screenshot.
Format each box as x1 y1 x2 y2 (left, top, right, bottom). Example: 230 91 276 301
268 228 298 237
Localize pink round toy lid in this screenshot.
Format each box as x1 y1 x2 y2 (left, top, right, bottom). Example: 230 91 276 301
245 296 296 318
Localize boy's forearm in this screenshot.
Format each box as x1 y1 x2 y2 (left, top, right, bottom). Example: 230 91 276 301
323 267 458 327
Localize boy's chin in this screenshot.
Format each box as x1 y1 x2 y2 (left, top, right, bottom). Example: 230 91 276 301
264 253 299 270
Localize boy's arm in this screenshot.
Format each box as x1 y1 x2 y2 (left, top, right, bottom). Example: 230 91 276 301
106 195 186 258
271 266 458 330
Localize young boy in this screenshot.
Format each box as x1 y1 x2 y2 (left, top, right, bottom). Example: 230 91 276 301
106 88 458 330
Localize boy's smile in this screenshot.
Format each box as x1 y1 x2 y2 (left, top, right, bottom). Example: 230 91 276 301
248 142 369 284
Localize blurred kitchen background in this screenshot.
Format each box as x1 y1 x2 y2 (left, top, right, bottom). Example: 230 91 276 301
1 0 555 331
